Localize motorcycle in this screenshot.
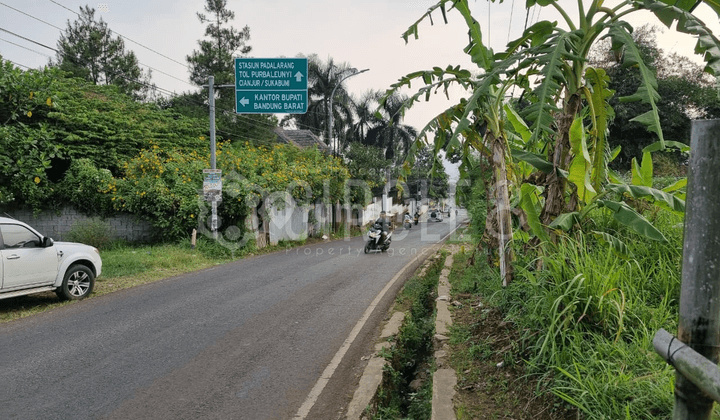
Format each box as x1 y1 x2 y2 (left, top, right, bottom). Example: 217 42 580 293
403 214 412 229
364 222 391 253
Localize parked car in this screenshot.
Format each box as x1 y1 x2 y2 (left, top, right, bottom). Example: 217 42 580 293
429 209 443 222
0 217 102 301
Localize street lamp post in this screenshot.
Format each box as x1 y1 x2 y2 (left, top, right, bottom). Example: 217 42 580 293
328 68 369 156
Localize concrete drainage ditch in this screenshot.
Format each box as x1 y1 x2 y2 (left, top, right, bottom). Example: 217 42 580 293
346 247 459 420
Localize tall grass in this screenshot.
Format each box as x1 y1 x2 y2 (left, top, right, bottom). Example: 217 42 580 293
461 206 691 419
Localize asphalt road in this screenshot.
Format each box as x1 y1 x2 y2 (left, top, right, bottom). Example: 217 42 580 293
0 212 466 420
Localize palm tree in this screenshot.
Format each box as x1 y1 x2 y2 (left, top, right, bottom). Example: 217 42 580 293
350 90 380 150
281 55 357 148
368 91 418 163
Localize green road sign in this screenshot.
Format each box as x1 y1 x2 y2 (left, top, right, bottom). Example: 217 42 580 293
235 58 308 114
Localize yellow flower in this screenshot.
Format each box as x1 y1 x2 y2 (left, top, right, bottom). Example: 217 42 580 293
33 176 40 184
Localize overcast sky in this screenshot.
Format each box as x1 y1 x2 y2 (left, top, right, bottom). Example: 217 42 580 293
2 0 719 179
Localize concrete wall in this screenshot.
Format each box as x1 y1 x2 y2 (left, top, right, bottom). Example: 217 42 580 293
4 207 152 243
4 194 409 246
268 197 310 245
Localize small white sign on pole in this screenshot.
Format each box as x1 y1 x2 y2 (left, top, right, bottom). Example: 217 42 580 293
203 169 222 202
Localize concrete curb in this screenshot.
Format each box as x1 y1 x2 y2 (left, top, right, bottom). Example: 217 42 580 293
345 311 405 419
344 245 460 420
432 248 457 420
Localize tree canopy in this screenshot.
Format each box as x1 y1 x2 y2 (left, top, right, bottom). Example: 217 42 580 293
590 24 720 167
179 0 276 147
388 0 720 285
0 58 205 209
52 5 151 100
186 0 251 89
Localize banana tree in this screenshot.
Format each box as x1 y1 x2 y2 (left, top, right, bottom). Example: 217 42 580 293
385 0 536 285
386 0 720 284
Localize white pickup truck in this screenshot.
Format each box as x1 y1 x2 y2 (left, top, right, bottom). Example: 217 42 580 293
0 217 102 301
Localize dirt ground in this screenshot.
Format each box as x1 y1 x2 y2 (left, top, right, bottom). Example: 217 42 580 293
448 293 580 420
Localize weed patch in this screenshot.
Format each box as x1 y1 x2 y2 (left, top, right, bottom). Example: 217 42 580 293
370 253 446 420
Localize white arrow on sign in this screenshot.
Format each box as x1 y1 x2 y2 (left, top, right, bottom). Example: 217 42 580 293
239 97 250 106
294 71 304 82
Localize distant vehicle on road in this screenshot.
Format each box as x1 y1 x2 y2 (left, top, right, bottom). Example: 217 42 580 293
429 209 443 222
0 217 102 301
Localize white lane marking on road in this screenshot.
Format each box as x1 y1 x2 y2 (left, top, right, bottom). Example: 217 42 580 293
293 224 463 419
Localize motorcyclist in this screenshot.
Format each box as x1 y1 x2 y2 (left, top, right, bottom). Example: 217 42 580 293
413 210 419 225
375 211 391 244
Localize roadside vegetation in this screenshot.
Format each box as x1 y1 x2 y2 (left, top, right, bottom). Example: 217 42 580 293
377 2 720 417
1 0 450 248
370 252 446 420
448 202 690 419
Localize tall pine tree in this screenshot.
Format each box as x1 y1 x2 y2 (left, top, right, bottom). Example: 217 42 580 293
183 0 276 146
53 5 151 100
186 0 251 89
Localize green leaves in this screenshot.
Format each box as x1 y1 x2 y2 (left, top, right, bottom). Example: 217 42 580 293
511 149 554 174
584 67 614 193
630 151 653 187
597 200 667 242
520 183 551 243
549 212 581 232
568 116 596 203
646 0 720 75
521 30 579 146
608 23 665 147
591 231 632 259
455 1 493 70
605 183 685 214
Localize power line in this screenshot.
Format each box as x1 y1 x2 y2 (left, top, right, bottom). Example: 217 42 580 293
0 27 58 53
523 2 531 33
6 59 31 69
0 2 64 31
0 13 321 146
506 0 515 45
0 37 52 59
3 55 278 145
532 5 541 26
0 8 283 145
0 3 195 89
47 0 190 70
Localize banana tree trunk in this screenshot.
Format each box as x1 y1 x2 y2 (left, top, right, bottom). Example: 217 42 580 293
541 93 582 227
489 133 514 286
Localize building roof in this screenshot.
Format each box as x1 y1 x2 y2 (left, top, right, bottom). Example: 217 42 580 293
273 128 331 153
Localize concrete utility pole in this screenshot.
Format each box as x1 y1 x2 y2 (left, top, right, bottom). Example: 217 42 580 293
209 76 216 170
328 68 369 156
673 119 720 419
205 76 235 239
208 76 218 238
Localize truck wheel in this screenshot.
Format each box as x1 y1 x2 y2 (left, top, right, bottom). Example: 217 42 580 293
56 265 95 301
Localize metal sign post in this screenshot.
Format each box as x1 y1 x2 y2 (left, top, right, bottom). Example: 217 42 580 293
202 58 308 241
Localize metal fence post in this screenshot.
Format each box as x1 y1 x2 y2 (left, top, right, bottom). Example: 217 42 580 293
674 119 720 419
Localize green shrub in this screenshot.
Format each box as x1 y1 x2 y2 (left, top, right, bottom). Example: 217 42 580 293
59 159 115 216
66 217 115 250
